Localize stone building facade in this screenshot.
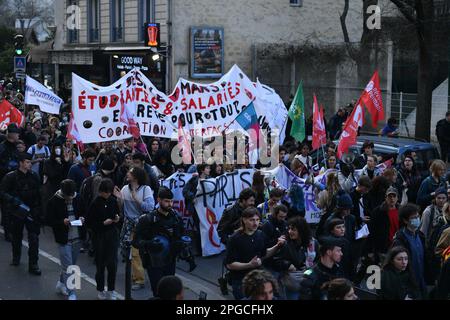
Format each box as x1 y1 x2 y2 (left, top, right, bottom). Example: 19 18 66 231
51 0 393 118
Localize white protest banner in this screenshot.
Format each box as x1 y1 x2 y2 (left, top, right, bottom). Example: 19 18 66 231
72 69 175 143
172 65 257 138
261 165 337 224
254 80 288 144
194 169 255 256
160 171 195 231
72 71 133 143
72 66 286 143
25 76 63 115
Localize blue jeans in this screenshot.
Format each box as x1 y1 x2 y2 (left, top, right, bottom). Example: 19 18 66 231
58 241 81 295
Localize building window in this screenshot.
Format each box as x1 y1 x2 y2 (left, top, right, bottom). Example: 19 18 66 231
88 0 100 42
67 0 79 43
111 0 124 42
290 0 303 6
139 0 155 41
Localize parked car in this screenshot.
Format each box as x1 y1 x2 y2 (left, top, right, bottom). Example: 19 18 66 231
311 135 440 178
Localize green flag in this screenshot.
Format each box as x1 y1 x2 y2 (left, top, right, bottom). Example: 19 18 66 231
288 81 305 142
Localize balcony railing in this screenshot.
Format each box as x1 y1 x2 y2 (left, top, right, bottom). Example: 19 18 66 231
68 29 78 43
112 27 123 42
89 28 99 42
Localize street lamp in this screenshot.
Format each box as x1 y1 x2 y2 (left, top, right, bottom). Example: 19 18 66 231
151 53 160 61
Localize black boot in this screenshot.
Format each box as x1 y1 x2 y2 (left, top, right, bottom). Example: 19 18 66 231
10 257 20 266
29 264 42 276
4 231 11 242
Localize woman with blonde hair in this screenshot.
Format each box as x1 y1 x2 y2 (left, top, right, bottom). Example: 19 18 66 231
417 159 446 210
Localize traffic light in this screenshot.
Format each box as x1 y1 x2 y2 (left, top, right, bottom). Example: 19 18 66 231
14 34 24 55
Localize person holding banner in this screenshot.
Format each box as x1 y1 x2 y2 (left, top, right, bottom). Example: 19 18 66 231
183 164 211 255
225 208 286 300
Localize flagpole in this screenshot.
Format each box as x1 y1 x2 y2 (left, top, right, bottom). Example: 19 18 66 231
321 140 327 170
138 134 154 163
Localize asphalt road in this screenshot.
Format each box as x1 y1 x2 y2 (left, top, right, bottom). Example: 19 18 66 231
0 226 229 300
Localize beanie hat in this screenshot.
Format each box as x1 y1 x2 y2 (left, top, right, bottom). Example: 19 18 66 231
435 187 447 198
336 192 353 209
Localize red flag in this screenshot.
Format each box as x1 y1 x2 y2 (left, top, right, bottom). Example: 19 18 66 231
0 99 24 130
312 94 326 150
361 71 384 128
337 99 364 159
177 118 192 164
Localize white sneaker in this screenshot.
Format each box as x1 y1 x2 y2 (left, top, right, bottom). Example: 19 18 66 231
56 281 68 296
68 293 77 300
107 291 118 300
97 291 107 300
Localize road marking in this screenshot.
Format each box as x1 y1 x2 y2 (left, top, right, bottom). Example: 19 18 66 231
0 228 125 300
176 268 226 300
0 227 225 300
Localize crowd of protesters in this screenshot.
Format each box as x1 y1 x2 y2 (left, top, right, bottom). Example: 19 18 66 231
0 85 449 301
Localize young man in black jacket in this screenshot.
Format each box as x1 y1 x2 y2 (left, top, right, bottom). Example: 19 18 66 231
261 204 288 248
299 237 345 300
86 178 121 300
46 179 84 300
217 188 256 245
133 187 185 297
0 123 20 241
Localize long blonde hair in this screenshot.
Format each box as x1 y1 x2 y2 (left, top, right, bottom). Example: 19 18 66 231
326 172 341 201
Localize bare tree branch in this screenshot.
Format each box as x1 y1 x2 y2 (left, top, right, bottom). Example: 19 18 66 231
390 0 418 23
340 0 351 43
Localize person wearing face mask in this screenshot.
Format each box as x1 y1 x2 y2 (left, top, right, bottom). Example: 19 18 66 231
46 179 84 300
392 204 427 296
377 246 422 300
